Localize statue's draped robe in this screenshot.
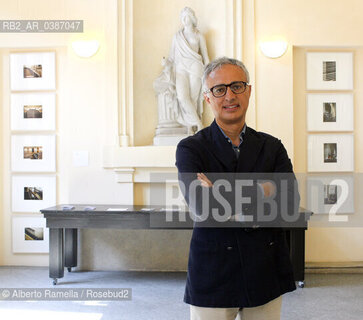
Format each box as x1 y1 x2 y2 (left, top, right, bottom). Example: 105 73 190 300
170 30 204 127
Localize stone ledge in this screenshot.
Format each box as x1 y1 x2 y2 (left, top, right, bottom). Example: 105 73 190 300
103 145 177 168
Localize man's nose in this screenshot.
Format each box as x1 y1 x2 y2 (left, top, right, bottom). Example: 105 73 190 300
225 86 236 99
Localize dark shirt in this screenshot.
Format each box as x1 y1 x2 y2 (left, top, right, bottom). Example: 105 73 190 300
217 123 247 159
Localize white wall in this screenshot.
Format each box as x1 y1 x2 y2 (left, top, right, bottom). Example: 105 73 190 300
254 0 363 262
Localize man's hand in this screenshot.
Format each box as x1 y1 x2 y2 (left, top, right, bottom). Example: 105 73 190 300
260 181 276 197
197 173 213 188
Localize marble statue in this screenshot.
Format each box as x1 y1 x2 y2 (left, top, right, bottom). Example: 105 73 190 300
170 7 209 131
153 57 179 126
153 7 209 145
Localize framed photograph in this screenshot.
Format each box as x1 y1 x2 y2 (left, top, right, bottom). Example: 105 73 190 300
12 216 49 253
307 134 354 172
307 175 354 214
307 94 354 132
306 52 353 90
11 93 56 131
12 175 56 213
11 134 56 172
10 52 56 91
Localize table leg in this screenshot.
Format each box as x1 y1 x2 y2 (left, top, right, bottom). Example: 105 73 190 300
289 228 306 286
49 228 64 285
65 228 78 272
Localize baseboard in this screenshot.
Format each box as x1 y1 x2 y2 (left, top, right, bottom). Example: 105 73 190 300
305 261 363 273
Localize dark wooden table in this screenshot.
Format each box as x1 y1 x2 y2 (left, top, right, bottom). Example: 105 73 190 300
41 205 312 286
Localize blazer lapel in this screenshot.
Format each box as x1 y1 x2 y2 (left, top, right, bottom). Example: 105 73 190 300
236 127 265 172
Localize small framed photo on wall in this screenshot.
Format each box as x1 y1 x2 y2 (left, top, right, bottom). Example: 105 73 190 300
306 52 353 90
12 175 56 213
307 134 354 172
10 52 56 91
11 93 56 131
307 93 354 131
11 134 56 172
306 175 354 214
12 216 49 253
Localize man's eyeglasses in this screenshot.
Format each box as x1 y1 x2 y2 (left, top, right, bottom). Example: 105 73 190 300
205 81 248 98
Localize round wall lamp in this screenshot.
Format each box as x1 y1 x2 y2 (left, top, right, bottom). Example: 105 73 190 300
71 40 100 58
259 40 288 58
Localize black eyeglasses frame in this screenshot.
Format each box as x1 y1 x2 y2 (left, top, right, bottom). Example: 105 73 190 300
205 81 249 98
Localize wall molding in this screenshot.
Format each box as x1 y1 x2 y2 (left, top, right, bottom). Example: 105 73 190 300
116 0 251 147
118 0 134 147
110 0 257 202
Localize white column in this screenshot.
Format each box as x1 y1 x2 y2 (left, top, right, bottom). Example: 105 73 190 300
118 0 134 146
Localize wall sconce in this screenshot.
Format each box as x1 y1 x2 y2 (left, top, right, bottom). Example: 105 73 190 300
71 40 100 58
259 40 288 58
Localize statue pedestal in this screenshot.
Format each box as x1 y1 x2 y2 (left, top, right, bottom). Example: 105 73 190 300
153 121 190 146
153 134 190 146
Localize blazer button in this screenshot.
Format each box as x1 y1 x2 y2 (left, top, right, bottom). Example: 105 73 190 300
227 246 233 250
269 241 274 246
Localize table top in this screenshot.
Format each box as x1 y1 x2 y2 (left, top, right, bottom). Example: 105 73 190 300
41 205 313 229
40 204 185 214
41 204 313 215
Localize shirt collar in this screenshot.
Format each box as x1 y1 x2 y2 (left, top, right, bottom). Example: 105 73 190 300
217 123 246 144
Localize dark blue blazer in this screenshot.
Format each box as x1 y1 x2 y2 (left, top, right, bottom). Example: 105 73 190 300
175 120 298 308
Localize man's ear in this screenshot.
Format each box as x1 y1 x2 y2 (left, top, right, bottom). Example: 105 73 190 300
247 85 252 99
203 93 211 104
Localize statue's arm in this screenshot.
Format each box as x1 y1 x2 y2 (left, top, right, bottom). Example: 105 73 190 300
169 35 176 62
199 33 209 65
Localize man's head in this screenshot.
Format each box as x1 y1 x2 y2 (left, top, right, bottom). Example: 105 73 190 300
203 57 251 128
